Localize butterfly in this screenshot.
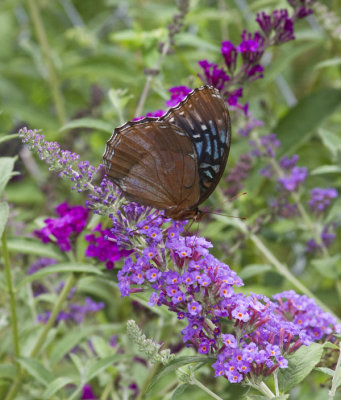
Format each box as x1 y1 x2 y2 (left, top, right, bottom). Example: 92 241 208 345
103 85 231 220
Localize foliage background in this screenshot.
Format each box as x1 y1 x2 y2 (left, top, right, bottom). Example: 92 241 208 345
1 0 341 399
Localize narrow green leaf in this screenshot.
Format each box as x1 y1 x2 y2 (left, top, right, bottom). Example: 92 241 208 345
17 262 102 288
59 118 112 133
315 58 341 69
0 364 17 379
0 157 16 196
278 343 323 392
316 367 334 377
17 356 53 386
148 356 215 392
0 202 9 238
310 165 341 175
6 237 64 260
88 355 117 380
239 264 272 279
311 255 341 279
69 353 84 374
43 376 74 399
274 89 341 155
0 134 19 144
318 128 341 157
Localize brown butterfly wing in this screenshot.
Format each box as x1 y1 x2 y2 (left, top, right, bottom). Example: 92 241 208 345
103 119 200 214
163 86 231 205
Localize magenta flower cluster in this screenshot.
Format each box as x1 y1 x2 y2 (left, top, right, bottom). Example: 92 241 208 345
35 202 89 251
198 0 315 112
85 224 132 269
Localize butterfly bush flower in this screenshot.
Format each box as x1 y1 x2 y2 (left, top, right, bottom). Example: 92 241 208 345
81 384 97 400
85 223 131 269
35 202 89 251
198 1 315 111
308 188 338 213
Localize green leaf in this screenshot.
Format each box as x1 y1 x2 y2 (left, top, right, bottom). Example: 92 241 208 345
176 33 220 52
148 356 215 392
310 165 341 175
50 324 119 365
6 237 64 260
311 255 341 279
69 353 84 375
0 202 9 238
0 134 19 144
17 356 53 386
278 343 323 392
17 262 103 289
88 355 117 380
0 157 16 196
239 264 272 279
0 364 17 379
43 376 74 399
59 118 113 134
318 128 341 157
316 367 334 377
274 89 341 155
315 58 341 70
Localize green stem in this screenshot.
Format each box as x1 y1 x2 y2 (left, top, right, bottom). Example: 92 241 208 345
249 231 336 316
134 40 170 118
268 158 329 257
30 273 76 357
328 342 341 400
192 376 224 400
5 273 76 400
1 231 20 367
27 0 67 125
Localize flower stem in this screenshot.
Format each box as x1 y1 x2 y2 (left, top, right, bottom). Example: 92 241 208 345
1 231 21 369
5 273 76 400
27 0 67 125
134 41 170 118
191 376 224 400
30 273 76 357
328 342 341 400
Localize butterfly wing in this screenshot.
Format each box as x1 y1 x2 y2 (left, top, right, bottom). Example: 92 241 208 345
163 86 231 204
103 119 200 213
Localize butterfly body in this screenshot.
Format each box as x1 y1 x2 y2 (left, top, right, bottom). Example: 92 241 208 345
103 86 231 220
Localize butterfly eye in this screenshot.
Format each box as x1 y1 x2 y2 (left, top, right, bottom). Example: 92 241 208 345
103 85 231 220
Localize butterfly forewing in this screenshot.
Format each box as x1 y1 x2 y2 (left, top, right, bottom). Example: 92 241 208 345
103 119 200 212
163 86 231 204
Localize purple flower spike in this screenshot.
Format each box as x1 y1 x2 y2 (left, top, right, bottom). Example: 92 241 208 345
256 10 295 44
166 85 192 107
221 41 237 72
278 166 308 191
35 203 89 252
308 188 338 213
198 60 230 91
81 384 97 400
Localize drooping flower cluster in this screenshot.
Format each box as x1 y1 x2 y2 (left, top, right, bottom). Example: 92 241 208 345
35 202 89 251
19 127 101 193
113 210 340 384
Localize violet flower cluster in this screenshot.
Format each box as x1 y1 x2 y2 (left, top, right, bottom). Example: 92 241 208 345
113 211 340 384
